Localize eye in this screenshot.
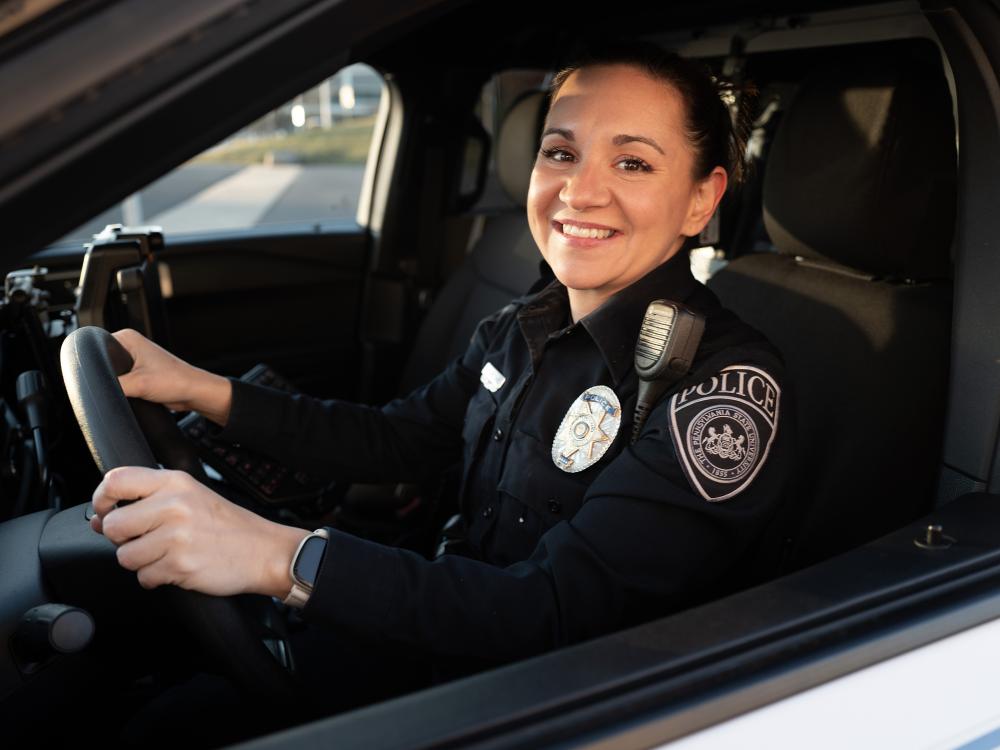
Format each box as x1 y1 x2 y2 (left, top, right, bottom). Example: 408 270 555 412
616 156 653 173
539 146 573 163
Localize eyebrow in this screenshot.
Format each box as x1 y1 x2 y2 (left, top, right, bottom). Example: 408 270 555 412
541 127 665 155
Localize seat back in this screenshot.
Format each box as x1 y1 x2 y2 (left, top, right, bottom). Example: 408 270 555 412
338 92 546 539
708 44 958 569
399 91 546 393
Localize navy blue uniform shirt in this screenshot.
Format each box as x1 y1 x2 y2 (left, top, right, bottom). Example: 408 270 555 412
213 250 794 663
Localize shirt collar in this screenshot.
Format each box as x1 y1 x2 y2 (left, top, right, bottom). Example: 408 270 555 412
516 251 701 385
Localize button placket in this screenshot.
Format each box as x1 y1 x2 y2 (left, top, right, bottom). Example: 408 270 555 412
491 369 533 451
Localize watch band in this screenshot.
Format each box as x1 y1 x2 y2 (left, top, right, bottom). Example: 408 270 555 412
283 528 329 608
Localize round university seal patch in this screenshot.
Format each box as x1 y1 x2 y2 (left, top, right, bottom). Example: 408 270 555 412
689 405 758 481
668 365 780 502
551 385 622 473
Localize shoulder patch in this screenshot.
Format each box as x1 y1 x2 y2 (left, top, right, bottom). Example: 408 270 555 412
668 365 780 502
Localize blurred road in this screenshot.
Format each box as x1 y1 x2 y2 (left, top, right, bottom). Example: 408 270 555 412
62 163 365 244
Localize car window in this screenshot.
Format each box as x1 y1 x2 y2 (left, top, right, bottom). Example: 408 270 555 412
59 63 385 243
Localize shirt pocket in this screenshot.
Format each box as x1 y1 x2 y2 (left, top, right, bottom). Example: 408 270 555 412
497 429 591 528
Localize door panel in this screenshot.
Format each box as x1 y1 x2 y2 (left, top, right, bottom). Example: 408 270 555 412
160 228 368 399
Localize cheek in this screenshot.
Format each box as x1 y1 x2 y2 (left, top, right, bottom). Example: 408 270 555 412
629 186 688 231
526 172 554 240
527 168 554 208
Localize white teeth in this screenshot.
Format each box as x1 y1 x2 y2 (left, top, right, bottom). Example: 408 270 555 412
561 223 614 239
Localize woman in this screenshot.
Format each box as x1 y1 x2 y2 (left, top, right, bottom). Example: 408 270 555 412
91 41 792 678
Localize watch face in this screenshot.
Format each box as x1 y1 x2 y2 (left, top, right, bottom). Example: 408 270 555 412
293 535 327 587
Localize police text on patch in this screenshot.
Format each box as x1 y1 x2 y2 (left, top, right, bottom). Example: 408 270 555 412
668 365 780 502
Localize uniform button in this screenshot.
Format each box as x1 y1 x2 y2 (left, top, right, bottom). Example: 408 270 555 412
493 428 504 441
482 505 494 519
548 499 562 514
517 516 525 525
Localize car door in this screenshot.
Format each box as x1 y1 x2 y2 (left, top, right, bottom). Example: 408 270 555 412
30 65 385 399
0 1 441 403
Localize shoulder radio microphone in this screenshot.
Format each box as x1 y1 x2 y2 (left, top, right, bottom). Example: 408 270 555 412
631 300 705 443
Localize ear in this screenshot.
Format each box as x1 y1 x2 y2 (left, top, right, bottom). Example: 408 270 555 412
681 167 728 237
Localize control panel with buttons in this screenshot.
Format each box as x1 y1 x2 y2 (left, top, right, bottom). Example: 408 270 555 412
178 364 327 506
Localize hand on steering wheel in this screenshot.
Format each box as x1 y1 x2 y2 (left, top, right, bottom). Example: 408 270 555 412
60 325 302 703
111 327 233 426
90 466 308 598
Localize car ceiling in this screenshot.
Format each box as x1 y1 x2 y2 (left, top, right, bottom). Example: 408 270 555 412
0 0 891 264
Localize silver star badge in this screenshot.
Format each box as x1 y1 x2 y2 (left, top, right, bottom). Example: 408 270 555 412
551 385 622 473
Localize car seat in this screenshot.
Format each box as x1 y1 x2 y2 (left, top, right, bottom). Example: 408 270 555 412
397 90 548 394
334 90 547 544
707 44 958 570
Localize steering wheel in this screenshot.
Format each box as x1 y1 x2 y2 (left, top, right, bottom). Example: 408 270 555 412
59 325 297 705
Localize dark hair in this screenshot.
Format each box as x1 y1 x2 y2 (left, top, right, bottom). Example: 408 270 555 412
547 40 753 189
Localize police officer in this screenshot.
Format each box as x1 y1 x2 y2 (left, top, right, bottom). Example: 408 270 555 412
91 43 792 684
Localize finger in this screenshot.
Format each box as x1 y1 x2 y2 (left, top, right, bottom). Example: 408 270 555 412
101 489 182 545
110 328 143 356
116 369 142 398
135 557 174 590
115 529 169 573
111 330 146 397
133 540 193 591
92 466 174 516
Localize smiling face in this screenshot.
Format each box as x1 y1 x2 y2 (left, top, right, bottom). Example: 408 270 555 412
527 63 726 320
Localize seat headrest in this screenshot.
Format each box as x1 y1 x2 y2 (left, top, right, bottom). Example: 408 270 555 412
763 50 957 280
496 90 547 208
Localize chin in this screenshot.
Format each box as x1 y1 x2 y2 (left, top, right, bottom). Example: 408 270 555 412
552 268 611 292
548 263 613 293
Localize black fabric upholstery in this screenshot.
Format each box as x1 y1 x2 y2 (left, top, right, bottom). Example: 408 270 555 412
398 213 542 394
764 50 956 280
398 92 547 393
496 91 548 208
709 45 957 569
347 88 545 518
709 256 952 565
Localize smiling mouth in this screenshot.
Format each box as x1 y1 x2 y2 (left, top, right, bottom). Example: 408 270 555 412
553 221 619 240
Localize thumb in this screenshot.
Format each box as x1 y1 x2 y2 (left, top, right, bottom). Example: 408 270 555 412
116 369 143 399
111 329 145 396
111 328 144 359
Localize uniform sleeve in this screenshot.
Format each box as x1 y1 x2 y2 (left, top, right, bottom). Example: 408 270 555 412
207 311 506 484
300 361 794 662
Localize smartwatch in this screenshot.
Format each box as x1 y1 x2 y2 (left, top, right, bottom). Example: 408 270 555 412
283 528 329 608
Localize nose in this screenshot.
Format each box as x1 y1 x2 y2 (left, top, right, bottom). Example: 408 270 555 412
558 156 610 211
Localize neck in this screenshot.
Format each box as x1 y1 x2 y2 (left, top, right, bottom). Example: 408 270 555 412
565 242 689 323
568 288 613 323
